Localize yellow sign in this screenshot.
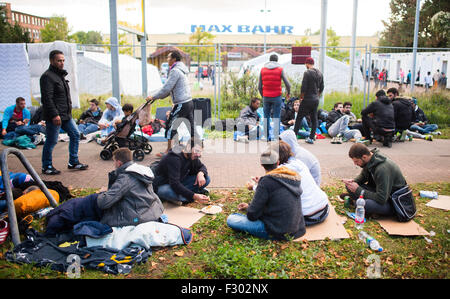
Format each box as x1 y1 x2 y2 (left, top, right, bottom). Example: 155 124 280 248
117 0 145 35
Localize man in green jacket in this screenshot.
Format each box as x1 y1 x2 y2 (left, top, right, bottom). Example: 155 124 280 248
342 143 407 217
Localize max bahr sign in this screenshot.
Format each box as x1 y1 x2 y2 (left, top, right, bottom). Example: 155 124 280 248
191 25 294 34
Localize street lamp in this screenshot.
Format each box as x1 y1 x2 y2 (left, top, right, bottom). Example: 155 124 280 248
260 0 271 54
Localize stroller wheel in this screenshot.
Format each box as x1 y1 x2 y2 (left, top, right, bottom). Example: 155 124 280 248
133 149 145 161
100 149 112 160
109 144 118 153
143 143 152 154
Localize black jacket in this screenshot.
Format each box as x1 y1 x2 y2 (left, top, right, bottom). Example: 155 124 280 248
247 167 306 240
392 98 415 131
413 107 428 124
281 108 295 127
78 108 103 125
301 68 324 99
325 109 343 130
361 96 395 129
40 65 72 121
153 148 208 201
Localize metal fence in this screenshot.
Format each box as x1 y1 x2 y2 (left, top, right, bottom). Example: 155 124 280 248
70 43 450 119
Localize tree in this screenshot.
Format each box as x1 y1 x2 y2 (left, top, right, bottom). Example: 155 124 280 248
41 15 70 42
295 36 312 46
379 0 450 49
0 6 31 43
69 30 103 44
103 33 132 55
184 27 215 63
326 28 349 62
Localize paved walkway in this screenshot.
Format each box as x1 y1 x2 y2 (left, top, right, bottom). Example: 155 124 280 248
1 137 449 189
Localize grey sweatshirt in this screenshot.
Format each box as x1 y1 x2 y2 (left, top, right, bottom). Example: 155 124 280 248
152 61 192 104
258 61 291 97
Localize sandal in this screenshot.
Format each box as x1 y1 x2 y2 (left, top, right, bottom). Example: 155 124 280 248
0 219 9 245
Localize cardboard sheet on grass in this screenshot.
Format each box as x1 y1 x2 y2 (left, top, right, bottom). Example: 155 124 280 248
375 218 429 236
163 202 205 228
425 195 450 211
295 203 350 242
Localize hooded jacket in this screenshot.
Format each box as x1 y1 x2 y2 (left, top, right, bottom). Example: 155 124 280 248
97 161 164 227
258 61 291 98
247 166 306 240
99 97 124 125
354 148 407 205
392 98 415 131
40 65 72 121
152 61 192 105
361 96 395 129
280 130 321 186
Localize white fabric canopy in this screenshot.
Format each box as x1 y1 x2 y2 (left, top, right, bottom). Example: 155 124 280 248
239 50 365 93
0 43 32 111
27 41 80 108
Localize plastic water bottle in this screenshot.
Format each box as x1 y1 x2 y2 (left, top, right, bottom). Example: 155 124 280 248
355 194 365 230
358 231 383 252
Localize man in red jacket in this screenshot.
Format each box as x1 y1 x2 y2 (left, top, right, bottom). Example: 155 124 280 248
258 54 291 141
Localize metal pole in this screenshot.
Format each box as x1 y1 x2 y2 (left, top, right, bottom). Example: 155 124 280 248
349 0 358 92
141 0 148 98
264 0 267 54
411 0 420 93
362 45 367 108
1 148 58 246
109 0 121 102
367 44 372 104
214 43 217 121
319 0 328 107
218 43 221 119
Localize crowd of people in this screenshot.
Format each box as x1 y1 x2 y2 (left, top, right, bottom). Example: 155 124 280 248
0 49 442 243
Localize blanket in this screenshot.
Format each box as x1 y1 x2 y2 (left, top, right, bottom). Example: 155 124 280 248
86 221 193 250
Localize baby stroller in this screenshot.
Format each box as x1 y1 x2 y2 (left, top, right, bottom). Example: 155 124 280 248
100 99 154 162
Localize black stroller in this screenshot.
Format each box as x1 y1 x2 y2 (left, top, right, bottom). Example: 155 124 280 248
100 99 154 162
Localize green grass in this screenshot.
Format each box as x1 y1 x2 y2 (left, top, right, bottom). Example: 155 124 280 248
1 182 448 279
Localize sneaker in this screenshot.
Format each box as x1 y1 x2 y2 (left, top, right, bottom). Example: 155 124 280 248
335 136 343 144
330 137 337 144
68 162 89 170
431 131 441 135
42 165 61 175
32 133 44 146
400 130 408 142
236 135 249 143
425 135 433 141
305 137 314 144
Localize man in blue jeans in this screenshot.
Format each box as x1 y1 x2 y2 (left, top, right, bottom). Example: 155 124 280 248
40 50 88 175
258 54 291 141
152 142 210 205
227 148 306 240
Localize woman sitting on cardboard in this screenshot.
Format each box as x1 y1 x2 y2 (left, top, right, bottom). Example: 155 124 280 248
227 149 306 240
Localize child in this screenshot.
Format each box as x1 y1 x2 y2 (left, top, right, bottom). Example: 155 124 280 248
114 103 134 148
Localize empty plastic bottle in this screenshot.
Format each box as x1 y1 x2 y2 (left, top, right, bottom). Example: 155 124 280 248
358 231 383 252
355 194 366 230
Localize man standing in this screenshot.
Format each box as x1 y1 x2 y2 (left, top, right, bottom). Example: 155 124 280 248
40 50 88 175
146 50 195 156
1 97 30 136
432 69 440 89
424 71 432 91
293 57 324 144
258 54 291 141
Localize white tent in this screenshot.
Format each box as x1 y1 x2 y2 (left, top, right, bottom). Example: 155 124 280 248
28 41 80 107
0 43 32 112
239 50 365 94
77 51 163 97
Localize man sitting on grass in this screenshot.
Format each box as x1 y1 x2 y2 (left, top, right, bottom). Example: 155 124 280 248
152 141 210 205
227 148 306 240
341 143 407 218
45 148 164 234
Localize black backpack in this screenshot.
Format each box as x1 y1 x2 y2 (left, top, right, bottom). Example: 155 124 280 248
391 185 416 222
